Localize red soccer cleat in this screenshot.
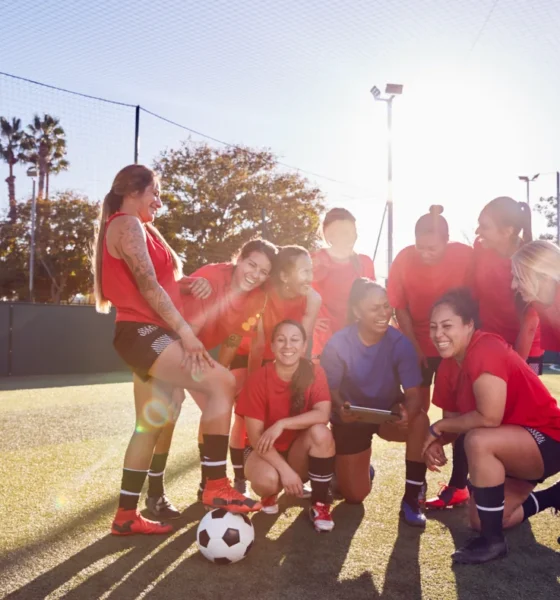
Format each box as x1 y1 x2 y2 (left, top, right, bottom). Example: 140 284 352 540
261 494 279 515
202 477 262 513
309 502 335 532
111 508 173 536
425 483 470 510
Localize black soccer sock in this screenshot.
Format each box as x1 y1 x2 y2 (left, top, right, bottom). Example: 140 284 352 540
472 483 505 541
448 434 469 489
230 447 245 481
118 468 148 510
403 460 427 509
147 453 168 498
202 434 229 481
308 455 335 504
198 442 205 490
522 480 560 521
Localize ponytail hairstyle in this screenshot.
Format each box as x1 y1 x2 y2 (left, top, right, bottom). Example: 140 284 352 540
234 238 278 266
512 240 560 302
432 287 481 329
414 205 449 240
271 319 315 416
92 164 182 314
481 196 533 244
272 245 310 286
347 277 387 325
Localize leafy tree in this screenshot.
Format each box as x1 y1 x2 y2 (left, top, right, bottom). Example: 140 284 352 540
534 195 559 242
0 117 28 221
25 114 69 199
154 142 326 273
0 191 98 303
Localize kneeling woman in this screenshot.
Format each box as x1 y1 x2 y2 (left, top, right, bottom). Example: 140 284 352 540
236 320 336 532
321 278 429 527
426 288 560 565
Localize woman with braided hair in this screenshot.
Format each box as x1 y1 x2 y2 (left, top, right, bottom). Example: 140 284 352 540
236 320 336 532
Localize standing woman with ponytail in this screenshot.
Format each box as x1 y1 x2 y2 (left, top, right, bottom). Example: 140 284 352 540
236 320 336 532
512 240 560 353
387 205 473 510
93 165 260 536
311 208 375 358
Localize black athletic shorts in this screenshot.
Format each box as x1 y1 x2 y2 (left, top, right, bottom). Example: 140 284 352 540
524 427 560 483
244 446 290 462
113 322 180 381
331 422 381 455
526 355 544 376
420 356 442 388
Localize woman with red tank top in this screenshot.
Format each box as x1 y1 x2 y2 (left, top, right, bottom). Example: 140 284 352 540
93 165 261 537
311 208 375 358
512 240 560 353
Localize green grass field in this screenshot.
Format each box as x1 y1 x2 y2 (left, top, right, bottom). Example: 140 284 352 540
1 372 559 599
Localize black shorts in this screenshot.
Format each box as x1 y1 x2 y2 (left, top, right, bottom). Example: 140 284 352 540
331 422 381 455
421 356 442 388
244 446 290 462
524 427 560 483
526 355 544 376
114 322 180 381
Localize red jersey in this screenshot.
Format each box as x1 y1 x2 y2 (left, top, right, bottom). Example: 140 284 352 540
236 362 331 451
311 250 374 355
236 283 307 360
473 239 541 356
102 213 181 328
181 263 266 350
534 287 560 352
387 243 474 357
432 331 560 441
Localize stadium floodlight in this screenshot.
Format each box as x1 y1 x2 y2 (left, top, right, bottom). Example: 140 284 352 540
518 173 539 205
370 82 404 271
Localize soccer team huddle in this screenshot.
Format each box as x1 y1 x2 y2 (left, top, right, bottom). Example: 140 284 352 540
92 164 560 566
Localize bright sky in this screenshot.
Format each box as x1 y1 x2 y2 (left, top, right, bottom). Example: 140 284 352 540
1 0 559 278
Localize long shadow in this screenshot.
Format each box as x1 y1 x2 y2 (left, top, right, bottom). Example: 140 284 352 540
381 519 423 600
0 371 132 391
429 509 560 599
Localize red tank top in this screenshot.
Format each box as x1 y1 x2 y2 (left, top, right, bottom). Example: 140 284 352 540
102 212 182 328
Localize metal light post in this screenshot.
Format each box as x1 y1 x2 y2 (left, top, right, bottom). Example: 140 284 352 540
518 173 539 206
27 165 38 302
371 83 403 270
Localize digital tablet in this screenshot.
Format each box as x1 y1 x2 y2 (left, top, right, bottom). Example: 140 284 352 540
342 404 400 425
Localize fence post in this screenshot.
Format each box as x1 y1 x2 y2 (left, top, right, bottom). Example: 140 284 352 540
134 105 141 164
7 304 13 377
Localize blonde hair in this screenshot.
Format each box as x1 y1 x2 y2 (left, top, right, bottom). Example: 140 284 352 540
92 164 182 314
512 240 560 302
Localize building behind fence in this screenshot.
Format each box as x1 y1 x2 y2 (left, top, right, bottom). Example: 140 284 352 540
0 302 125 378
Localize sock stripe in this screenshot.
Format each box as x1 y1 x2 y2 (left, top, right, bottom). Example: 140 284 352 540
476 503 505 512
529 492 539 514
405 479 424 486
120 490 141 496
123 468 149 473
309 475 333 482
201 459 227 467
231 464 244 469
148 471 164 477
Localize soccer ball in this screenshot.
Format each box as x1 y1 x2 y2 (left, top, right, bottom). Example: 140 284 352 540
196 509 255 565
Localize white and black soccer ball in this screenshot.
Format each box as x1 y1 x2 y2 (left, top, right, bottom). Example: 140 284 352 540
196 509 255 565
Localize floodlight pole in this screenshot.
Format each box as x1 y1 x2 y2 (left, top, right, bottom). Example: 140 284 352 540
27 168 37 302
518 173 539 206
556 171 560 245
134 105 140 164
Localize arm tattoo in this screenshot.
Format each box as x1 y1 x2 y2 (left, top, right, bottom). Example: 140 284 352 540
225 334 242 349
118 218 187 334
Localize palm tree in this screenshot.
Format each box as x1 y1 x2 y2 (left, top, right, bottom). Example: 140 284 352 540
46 148 70 200
0 117 27 220
25 114 69 199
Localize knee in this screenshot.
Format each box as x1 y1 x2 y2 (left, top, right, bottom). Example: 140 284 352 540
464 429 491 460
409 410 429 432
309 424 335 452
343 486 371 505
252 470 281 496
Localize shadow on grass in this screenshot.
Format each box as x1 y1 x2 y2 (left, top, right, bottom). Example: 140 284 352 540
0 371 132 391
428 508 560 600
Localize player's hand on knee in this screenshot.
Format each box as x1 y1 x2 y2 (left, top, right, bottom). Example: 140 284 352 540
394 402 409 430
280 467 303 497
424 440 447 472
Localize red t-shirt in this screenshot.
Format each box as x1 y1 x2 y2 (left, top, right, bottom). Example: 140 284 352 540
236 283 308 360
236 362 331 451
534 286 560 352
387 243 474 357
102 213 182 328
432 331 560 441
473 239 542 357
311 250 375 355
181 263 266 350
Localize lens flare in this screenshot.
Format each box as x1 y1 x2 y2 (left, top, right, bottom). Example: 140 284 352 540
142 398 169 428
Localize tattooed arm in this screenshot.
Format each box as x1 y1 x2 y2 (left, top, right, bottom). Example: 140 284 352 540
218 333 243 368
115 216 189 334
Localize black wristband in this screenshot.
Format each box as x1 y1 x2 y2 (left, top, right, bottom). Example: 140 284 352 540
429 423 443 439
